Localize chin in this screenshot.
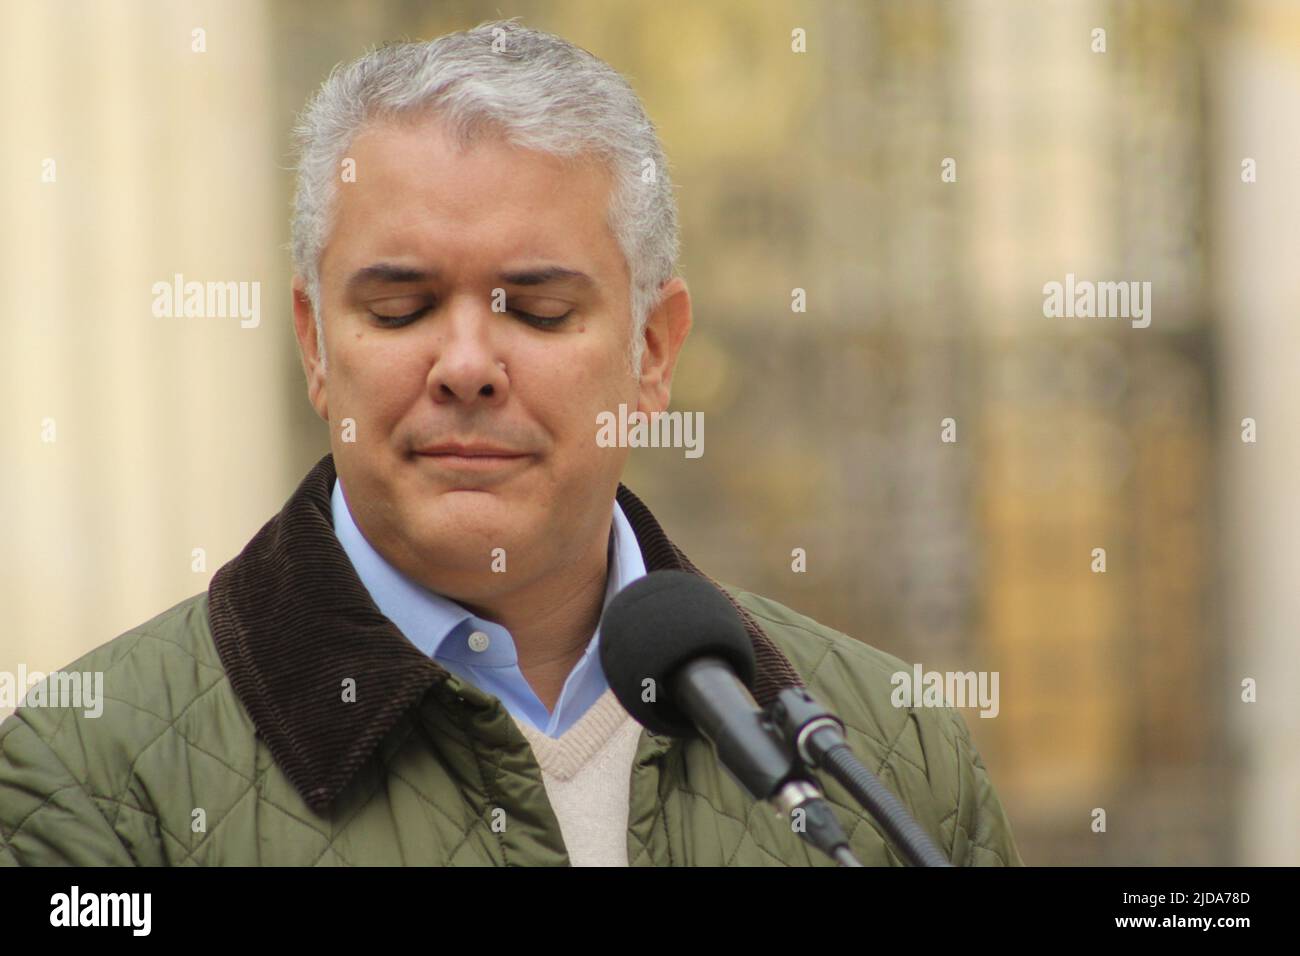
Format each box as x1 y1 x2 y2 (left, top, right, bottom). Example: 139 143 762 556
412 493 514 539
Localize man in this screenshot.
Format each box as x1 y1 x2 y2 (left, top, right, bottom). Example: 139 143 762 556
0 19 1022 866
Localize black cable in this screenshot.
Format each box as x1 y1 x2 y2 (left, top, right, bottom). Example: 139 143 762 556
818 739 953 868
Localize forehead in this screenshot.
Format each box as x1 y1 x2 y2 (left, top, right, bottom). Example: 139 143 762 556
321 114 627 286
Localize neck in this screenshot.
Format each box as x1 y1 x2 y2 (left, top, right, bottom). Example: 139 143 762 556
465 535 610 712
343 479 618 713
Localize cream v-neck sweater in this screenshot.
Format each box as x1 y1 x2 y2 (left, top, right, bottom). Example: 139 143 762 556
509 688 645 867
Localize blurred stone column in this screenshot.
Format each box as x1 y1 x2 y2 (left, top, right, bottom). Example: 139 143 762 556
1211 0 1300 866
0 0 289 719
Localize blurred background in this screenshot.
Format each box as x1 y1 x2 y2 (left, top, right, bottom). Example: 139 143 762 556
1 0 1296 865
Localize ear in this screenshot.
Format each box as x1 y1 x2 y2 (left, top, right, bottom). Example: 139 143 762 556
291 276 329 422
636 277 693 415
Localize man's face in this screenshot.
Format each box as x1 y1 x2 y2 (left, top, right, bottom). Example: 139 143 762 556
292 114 671 601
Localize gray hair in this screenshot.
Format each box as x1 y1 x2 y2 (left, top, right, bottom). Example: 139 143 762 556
290 17 681 377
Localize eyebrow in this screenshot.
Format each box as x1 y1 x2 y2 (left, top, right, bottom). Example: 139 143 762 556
345 263 595 294
498 266 594 288
345 264 433 292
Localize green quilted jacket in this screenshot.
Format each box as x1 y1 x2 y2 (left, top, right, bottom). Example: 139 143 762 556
0 455 1023 866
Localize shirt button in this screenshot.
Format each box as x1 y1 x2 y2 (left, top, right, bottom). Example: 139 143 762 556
467 630 490 653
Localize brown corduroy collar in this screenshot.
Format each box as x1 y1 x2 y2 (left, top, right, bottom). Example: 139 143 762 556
207 453 803 813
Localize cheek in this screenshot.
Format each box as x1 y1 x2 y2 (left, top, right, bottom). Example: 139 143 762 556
332 335 425 429
541 323 625 383
524 332 633 451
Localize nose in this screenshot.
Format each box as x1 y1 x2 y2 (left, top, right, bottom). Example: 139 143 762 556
426 299 510 407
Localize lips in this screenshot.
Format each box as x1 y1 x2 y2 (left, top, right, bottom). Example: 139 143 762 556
413 442 535 479
415 443 528 458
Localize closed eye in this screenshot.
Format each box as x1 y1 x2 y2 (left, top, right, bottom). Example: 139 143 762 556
367 306 573 329
369 307 430 328
512 308 572 329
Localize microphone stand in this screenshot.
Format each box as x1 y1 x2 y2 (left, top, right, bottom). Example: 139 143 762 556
768 687 955 868
676 659 864 866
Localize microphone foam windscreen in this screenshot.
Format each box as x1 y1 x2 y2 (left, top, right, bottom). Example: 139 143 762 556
600 570 756 736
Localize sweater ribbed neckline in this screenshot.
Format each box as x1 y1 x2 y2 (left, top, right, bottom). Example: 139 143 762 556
510 689 637 781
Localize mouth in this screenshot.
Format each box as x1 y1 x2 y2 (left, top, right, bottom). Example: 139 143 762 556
413 444 535 477
417 453 530 469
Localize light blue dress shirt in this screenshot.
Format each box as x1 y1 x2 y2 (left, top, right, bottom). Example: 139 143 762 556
330 477 647 737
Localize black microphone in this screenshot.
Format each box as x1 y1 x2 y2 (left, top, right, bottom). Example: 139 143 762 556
600 570 859 865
